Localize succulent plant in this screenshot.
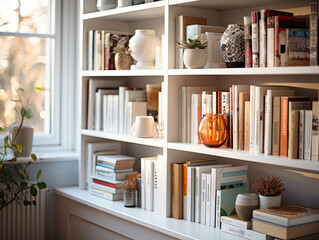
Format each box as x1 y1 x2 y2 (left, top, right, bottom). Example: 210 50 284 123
177 34 208 49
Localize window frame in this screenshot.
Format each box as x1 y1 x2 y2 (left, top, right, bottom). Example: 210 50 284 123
0 0 78 152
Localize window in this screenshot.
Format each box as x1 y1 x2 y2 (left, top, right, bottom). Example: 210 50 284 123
0 0 63 147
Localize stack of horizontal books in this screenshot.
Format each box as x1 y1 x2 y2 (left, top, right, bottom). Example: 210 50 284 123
252 205 319 240
89 154 136 201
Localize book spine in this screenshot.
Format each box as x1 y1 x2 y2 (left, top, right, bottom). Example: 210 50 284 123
153 160 160 215
312 101 319 161
272 96 281 155
239 92 249 150
210 169 217 227
222 222 268 240
171 163 183 219
200 173 207 225
260 10 267 68
280 97 289 156
183 163 188 220
186 167 195 221
310 0 319 66
88 30 93 70
254 87 261 153
221 217 249 229
175 16 183 69
304 110 313 160
244 101 250 151
90 187 118 201
249 85 255 152
195 168 201 223
205 173 211 226
244 16 252 68
215 190 221 229
229 87 233 148
267 16 275 67
288 109 299 159
145 160 154 211
299 110 305 159
264 91 272 155
251 11 260 67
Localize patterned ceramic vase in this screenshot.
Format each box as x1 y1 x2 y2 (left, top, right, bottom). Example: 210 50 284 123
220 24 245 68
115 52 132 70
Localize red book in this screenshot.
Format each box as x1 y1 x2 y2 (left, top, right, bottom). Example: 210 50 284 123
93 178 121 189
280 96 308 157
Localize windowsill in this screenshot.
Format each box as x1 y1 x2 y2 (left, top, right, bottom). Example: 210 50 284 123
4 150 79 163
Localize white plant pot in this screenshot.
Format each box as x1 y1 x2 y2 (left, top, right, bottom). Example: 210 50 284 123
10 125 34 157
117 0 132 8
96 0 117 10
259 194 282 209
183 48 207 69
129 29 160 70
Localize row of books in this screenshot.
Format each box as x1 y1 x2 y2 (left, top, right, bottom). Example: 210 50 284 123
88 154 136 201
87 79 164 134
171 159 249 229
182 84 319 161
245 8 311 68
87 30 131 70
140 155 164 215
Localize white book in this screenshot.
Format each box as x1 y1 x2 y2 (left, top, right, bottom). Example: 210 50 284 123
186 166 196 221
212 91 217 114
312 101 319 161
93 30 100 71
124 89 146 135
221 222 268 240
107 95 113 132
234 85 250 150
267 20 275 67
186 24 226 40
128 101 147 135
255 86 289 153
211 165 248 227
145 159 155 211
113 95 119 134
207 94 213 113
264 89 294 155
100 30 104 70
304 110 313 160
200 173 207 225
202 91 207 117
97 155 135 164
85 142 121 189
119 86 128 134
195 165 216 223
88 30 94 70
102 95 108 132
205 173 212 226
141 157 157 210
154 155 164 216
153 159 160 215
299 110 305 159
95 91 101 131
249 85 256 152
191 94 201 144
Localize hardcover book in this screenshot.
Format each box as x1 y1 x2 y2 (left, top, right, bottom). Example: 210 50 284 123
253 205 319 227
251 11 260 67
310 0 319 66
312 101 319 161
216 187 248 228
146 84 161 122
244 16 252 68
221 214 252 229
252 218 319 240
222 222 269 240
171 163 183 219
304 110 313 160
288 28 310 66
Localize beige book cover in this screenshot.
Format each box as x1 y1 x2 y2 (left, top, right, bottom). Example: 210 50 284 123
312 101 319 161
171 163 183 219
238 92 250 150
244 101 250 151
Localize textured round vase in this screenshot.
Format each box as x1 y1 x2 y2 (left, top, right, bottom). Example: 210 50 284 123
115 52 132 70
198 113 227 148
96 0 117 10
220 24 245 68
183 48 207 69
259 194 282 209
129 29 160 70
235 193 259 221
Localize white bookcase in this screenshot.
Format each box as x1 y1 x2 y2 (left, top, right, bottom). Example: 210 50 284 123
56 0 319 239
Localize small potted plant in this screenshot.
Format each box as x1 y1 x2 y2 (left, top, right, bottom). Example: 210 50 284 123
113 46 132 70
121 177 137 207
256 176 285 209
177 33 208 69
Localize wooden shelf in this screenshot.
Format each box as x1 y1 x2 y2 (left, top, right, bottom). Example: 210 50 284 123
167 142 319 172
83 1 165 21
55 186 244 240
82 70 165 77
81 129 164 148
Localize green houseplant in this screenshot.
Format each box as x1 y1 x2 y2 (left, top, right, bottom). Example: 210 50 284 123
177 34 208 69
0 88 46 211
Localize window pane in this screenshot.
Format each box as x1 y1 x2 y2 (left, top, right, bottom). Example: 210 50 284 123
0 36 52 135
0 0 50 34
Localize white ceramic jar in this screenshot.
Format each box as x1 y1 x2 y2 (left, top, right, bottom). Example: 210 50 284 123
183 48 207 69
235 193 259 221
129 29 160 70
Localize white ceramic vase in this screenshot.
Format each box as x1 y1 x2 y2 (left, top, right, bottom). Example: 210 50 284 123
235 193 259 221
96 0 117 10
129 29 160 70
10 125 34 157
183 48 207 69
259 194 282 209
117 0 132 8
